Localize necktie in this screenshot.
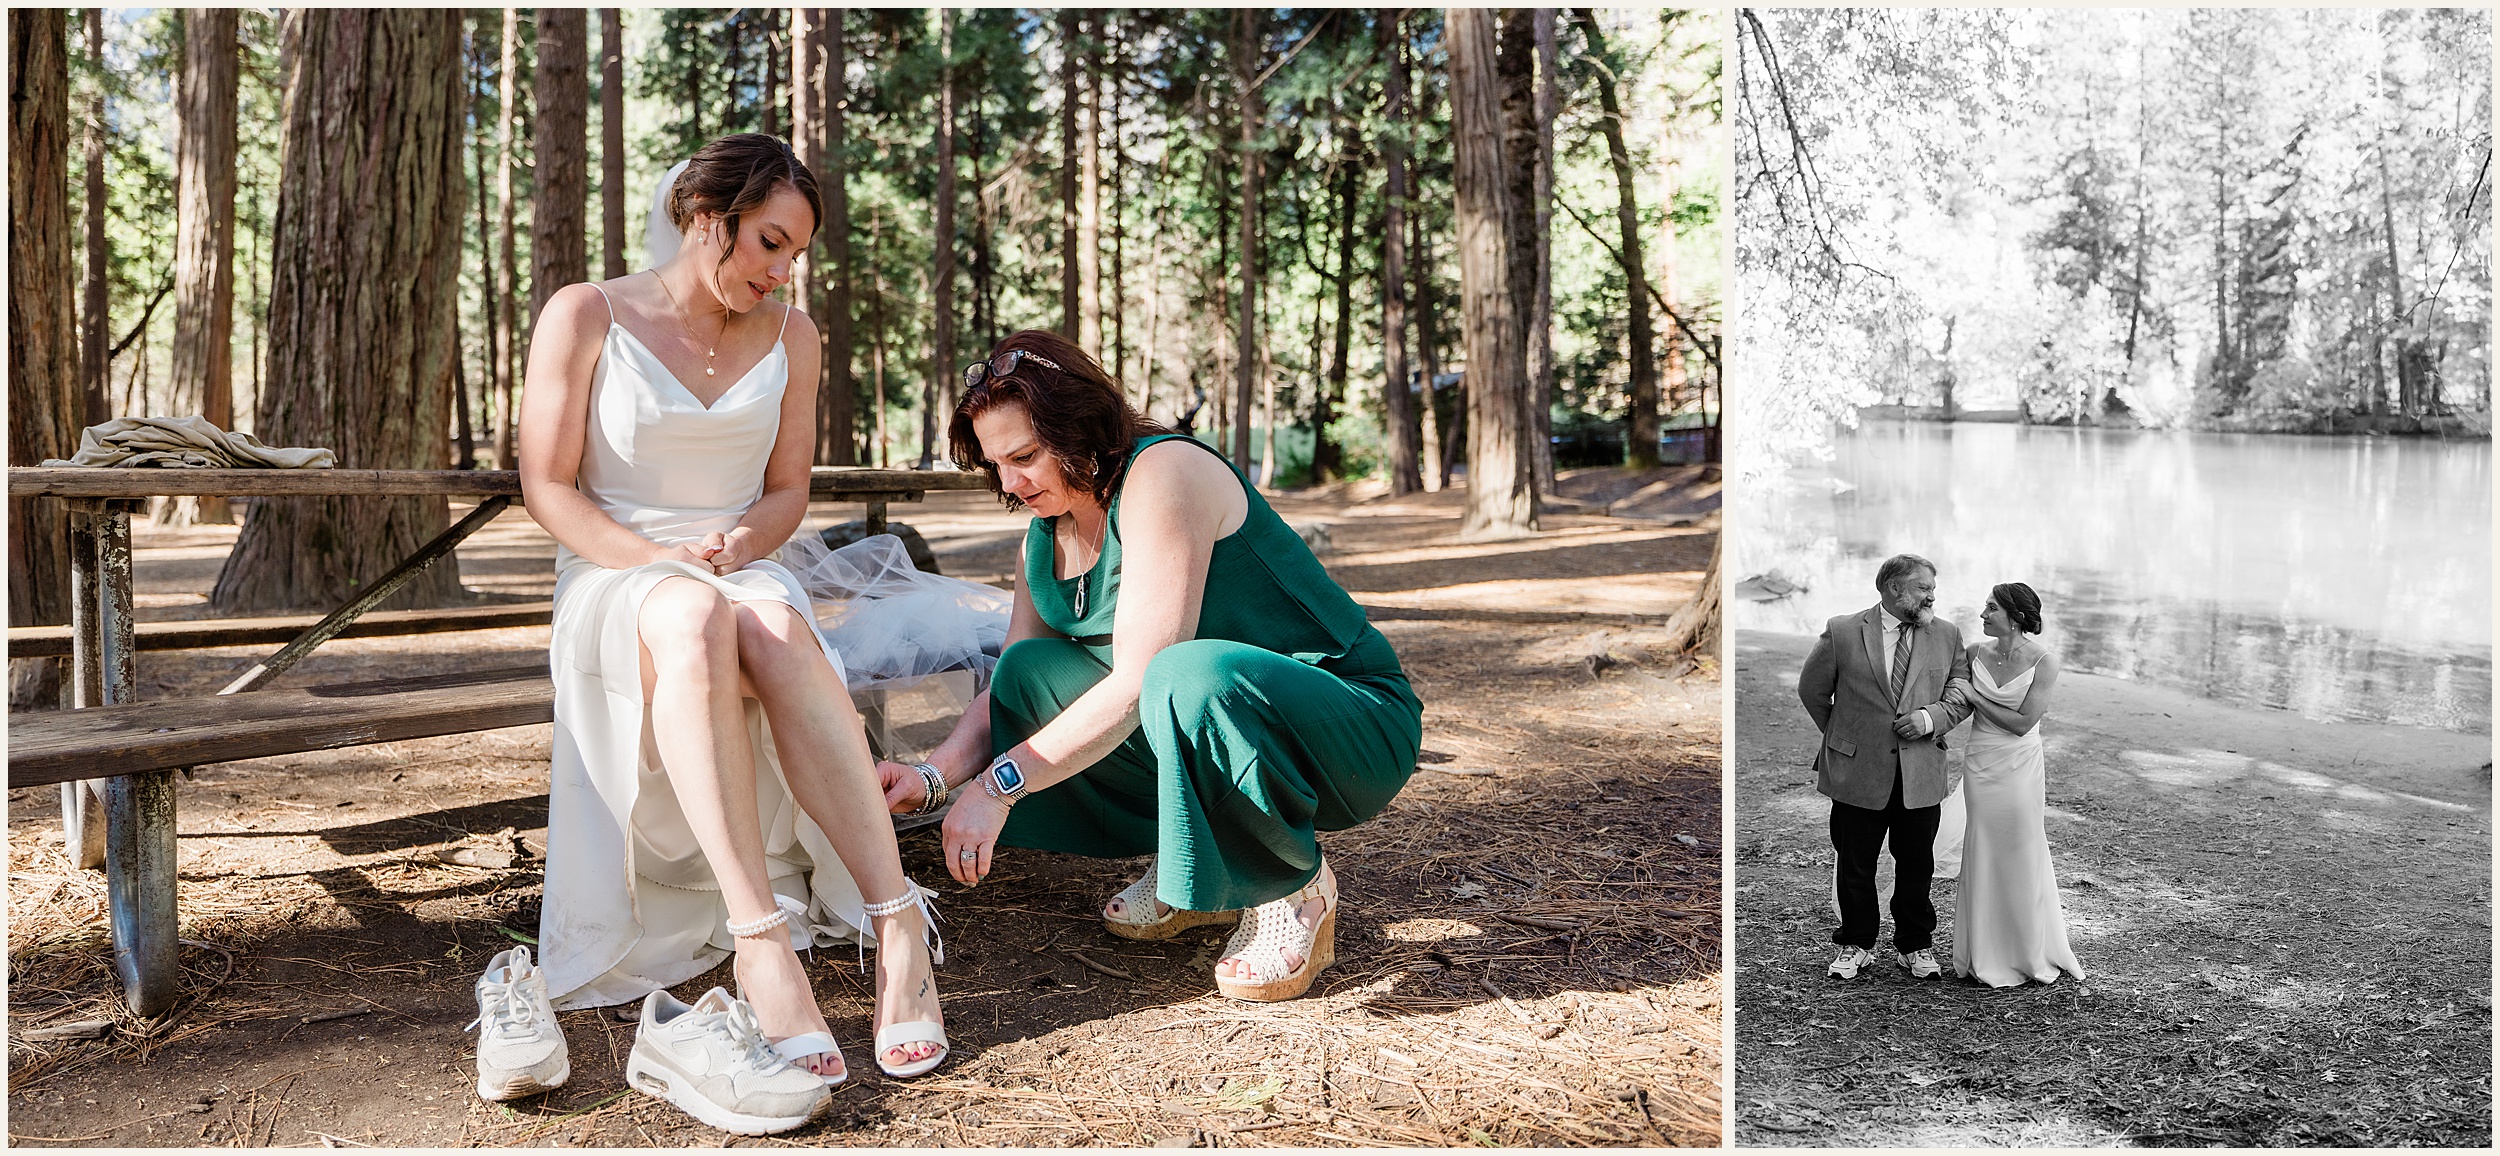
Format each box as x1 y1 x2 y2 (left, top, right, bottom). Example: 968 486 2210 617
1891 622 1914 705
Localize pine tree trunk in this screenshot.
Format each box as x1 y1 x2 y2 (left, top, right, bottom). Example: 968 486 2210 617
1496 11 1543 495
1579 10 1659 468
792 11 816 303
11 8 83 634
1108 21 1127 390
1079 20 1102 355
1412 54 1449 493
1059 9 1080 341
922 11 955 468
531 9 588 327
1379 8 1421 496
1449 8 1536 540
1315 120 1355 483
1661 534 1719 657
601 9 625 280
761 10 781 139
1528 8 1558 491
80 8 108 428
493 8 521 469
1232 8 1260 471
166 7 241 526
818 10 856 464
468 28 497 469
210 9 470 614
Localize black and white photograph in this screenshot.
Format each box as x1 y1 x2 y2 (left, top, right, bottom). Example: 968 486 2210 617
1730 7 2491 1146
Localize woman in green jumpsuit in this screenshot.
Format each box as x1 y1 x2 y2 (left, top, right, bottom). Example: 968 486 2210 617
875 330 1422 1001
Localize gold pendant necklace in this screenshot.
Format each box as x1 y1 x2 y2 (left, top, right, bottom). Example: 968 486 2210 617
654 270 726 377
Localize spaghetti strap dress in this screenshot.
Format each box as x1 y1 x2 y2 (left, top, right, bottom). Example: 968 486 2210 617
990 433 1424 913
1950 659 2086 987
536 284 874 1010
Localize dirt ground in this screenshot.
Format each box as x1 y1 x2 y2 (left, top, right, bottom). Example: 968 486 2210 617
1731 629 2492 1147
5 468 1721 1148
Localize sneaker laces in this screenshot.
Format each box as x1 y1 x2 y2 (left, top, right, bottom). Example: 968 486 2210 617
466 972 547 1040
707 999 788 1073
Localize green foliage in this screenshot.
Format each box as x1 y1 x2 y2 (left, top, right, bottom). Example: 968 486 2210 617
1741 6 2490 465
72 8 1720 482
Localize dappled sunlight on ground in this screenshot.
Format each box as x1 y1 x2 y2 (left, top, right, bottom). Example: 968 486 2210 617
1736 629 2490 1147
1377 918 1489 944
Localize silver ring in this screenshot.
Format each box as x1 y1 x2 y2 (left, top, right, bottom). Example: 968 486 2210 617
960 849 975 859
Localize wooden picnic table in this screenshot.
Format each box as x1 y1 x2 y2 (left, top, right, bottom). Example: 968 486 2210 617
7 465 988 1017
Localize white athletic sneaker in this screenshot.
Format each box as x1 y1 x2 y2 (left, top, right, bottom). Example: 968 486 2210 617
1902 948 1944 979
1827 944 1876 980
626 987 829 1136
468 946 569 1101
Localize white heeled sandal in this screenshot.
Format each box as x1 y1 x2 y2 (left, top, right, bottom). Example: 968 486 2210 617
1214 860 1339 1003
727 893 846 1087
1102 856 1241 941
862 883 950 1079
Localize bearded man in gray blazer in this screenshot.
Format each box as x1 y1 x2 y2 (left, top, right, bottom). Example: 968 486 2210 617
1797 553 1974 980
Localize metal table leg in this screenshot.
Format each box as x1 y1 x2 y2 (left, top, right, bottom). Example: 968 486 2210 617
71 498 179 1016
63 506 107 869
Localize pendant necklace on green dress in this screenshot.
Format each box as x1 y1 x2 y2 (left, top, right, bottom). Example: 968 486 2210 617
1071 510 1107 618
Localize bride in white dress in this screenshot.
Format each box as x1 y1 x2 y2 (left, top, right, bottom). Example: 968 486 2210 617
517 134 945 1080
1948 582 2086 987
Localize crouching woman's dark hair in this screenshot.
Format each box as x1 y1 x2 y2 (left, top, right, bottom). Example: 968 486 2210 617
947 330 1172 512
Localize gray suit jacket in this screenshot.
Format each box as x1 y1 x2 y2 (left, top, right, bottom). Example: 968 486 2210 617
1796 606 1973 810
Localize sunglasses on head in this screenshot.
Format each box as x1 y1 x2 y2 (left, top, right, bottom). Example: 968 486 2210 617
963 349 1063 392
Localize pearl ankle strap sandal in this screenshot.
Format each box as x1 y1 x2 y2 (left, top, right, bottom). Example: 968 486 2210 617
1214 859 1339 1003
863 883 950 1079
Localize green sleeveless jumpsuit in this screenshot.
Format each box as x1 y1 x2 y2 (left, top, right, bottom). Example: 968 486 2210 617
992 434 1423 912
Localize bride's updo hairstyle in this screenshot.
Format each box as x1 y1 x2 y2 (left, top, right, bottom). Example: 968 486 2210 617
949 329 1173 513
1991 582 2044 635
665 133 823 268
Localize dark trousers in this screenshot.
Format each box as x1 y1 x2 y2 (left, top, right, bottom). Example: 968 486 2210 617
1830 763 1940 953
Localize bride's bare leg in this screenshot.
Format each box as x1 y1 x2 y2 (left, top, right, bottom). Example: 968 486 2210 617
637 578 842 1079
732 600 944 1070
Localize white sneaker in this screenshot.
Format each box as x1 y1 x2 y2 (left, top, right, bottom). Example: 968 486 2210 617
1827 944 1876 980
468 946 569 1101
626 987 829 1136
1902 948 1943 979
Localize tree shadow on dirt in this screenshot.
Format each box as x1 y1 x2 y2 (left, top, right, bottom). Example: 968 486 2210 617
1329 532 1713 593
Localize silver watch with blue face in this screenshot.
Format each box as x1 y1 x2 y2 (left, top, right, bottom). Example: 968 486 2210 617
985 757 1030 801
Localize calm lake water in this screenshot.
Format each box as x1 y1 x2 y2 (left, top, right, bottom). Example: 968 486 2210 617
1736 420 2492 734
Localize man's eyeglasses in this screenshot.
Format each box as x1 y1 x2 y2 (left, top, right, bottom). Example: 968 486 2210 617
963 349 1063 392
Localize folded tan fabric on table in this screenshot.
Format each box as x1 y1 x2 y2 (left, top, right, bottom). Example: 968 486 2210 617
42 415 335 470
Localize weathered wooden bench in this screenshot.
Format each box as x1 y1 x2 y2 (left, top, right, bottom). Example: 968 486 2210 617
5 465 988 1017
8 601 557 658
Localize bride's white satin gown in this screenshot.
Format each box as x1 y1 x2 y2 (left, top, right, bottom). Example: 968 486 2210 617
1949 659 2085 987
537 290 876 1010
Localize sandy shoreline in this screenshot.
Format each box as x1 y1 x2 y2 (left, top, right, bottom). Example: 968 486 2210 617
1737 629 2491 808
1732 627 2491 1146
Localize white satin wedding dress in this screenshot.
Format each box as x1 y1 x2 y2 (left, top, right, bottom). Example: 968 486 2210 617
537 288 874 1010
1949 658 2085 987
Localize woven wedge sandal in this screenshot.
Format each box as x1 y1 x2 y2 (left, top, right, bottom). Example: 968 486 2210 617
1102 856 1241 941
1213 859 1338 1002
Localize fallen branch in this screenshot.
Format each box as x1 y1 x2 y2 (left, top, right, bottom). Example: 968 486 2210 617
1065 951 1136 981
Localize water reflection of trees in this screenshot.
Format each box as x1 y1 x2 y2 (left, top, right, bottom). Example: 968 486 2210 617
1733 422 2492 734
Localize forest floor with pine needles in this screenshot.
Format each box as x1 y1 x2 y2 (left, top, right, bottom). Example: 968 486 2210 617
6 467 1721 1148
1731 629 2491 1148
